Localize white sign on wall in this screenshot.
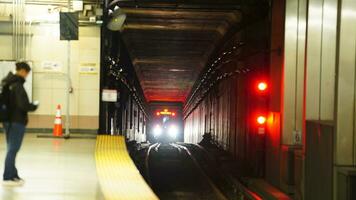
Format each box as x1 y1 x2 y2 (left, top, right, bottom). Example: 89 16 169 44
79 63 98 74
41 61 62 72
72 0 83 11
293 130 302 145
102 89 117 102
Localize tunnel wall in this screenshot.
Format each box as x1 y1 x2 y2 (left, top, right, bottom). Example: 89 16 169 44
185 0 356 199
99 21 149 140
100 62 148 142
184 77 235 149
184 71 267 176
184 19 270 177
121 93 147 142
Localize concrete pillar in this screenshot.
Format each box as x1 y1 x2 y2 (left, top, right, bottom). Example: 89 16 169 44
335 0 356 167
305 0 337 121
283 0 306 145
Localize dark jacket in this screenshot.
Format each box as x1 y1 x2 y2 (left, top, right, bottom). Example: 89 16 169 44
1 72 37 125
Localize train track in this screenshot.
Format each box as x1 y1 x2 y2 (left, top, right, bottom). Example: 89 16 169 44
172 143 228 200
145 143 160 186
144 142 228 200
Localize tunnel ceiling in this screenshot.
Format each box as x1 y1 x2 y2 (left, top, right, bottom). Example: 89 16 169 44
121 5 241 102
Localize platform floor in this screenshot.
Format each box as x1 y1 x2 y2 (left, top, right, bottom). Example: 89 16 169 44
95 135 158 200
0 134 104 200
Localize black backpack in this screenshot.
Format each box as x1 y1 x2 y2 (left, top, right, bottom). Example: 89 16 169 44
0 82 11 122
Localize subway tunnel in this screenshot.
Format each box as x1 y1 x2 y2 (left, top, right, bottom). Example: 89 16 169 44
0 0 356 199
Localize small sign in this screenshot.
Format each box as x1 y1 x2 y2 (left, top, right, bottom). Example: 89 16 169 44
89 16 96 23
41 61 62 72
293 130 302 145
102 89 117 102
72 0 83 11
258 127 265 135
79 63 98 74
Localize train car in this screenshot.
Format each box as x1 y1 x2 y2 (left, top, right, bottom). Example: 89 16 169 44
148 103 183 143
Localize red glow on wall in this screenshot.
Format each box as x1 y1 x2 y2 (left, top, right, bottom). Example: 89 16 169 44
266 112 281 143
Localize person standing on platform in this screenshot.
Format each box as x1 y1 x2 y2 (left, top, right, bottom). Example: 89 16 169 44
0 62 38 186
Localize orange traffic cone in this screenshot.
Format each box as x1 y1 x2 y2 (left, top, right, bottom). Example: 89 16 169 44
53 105 63 137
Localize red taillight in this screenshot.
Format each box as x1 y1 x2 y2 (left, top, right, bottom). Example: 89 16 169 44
257 82 268 91
257 116 266 125
172 112 176 116
156 112 160 116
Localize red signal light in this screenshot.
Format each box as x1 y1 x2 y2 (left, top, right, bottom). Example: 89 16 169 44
257 82 268 91
257 116 266 125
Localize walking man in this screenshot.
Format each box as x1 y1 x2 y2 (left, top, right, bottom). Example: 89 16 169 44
1 62 38 186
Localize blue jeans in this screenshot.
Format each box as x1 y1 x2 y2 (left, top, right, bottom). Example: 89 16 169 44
3 122 25 180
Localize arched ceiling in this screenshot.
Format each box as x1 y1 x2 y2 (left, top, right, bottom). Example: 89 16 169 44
120 3 242 102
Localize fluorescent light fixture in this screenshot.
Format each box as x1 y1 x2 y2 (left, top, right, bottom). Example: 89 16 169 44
168 69 188 72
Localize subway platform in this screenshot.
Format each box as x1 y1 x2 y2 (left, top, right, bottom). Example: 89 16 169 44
0 133 158 200
0 134 103 200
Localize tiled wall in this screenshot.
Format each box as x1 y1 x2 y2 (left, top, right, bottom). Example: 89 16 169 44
27 115 99 130
0 4 100 130
30 25 100 127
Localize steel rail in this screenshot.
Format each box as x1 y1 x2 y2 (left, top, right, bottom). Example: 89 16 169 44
191 143 263 200
145 143 159 186
174 143 229 200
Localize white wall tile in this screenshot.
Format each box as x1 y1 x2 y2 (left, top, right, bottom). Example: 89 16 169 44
32 88 53 115
78 90 99 116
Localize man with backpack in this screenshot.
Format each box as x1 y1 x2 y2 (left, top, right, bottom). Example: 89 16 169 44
0 62 38 186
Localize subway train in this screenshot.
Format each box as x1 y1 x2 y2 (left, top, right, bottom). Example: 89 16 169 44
148 105 183 143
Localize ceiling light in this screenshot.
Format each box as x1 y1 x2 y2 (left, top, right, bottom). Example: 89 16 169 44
169 69 188 72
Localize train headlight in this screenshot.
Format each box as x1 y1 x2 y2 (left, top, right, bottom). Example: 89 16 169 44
153 125 162 137
168 125 178 139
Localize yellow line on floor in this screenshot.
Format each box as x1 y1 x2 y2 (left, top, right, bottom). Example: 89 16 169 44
95 135 159 200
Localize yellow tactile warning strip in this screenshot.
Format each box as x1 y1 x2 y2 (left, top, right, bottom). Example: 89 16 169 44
95 135 159 200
